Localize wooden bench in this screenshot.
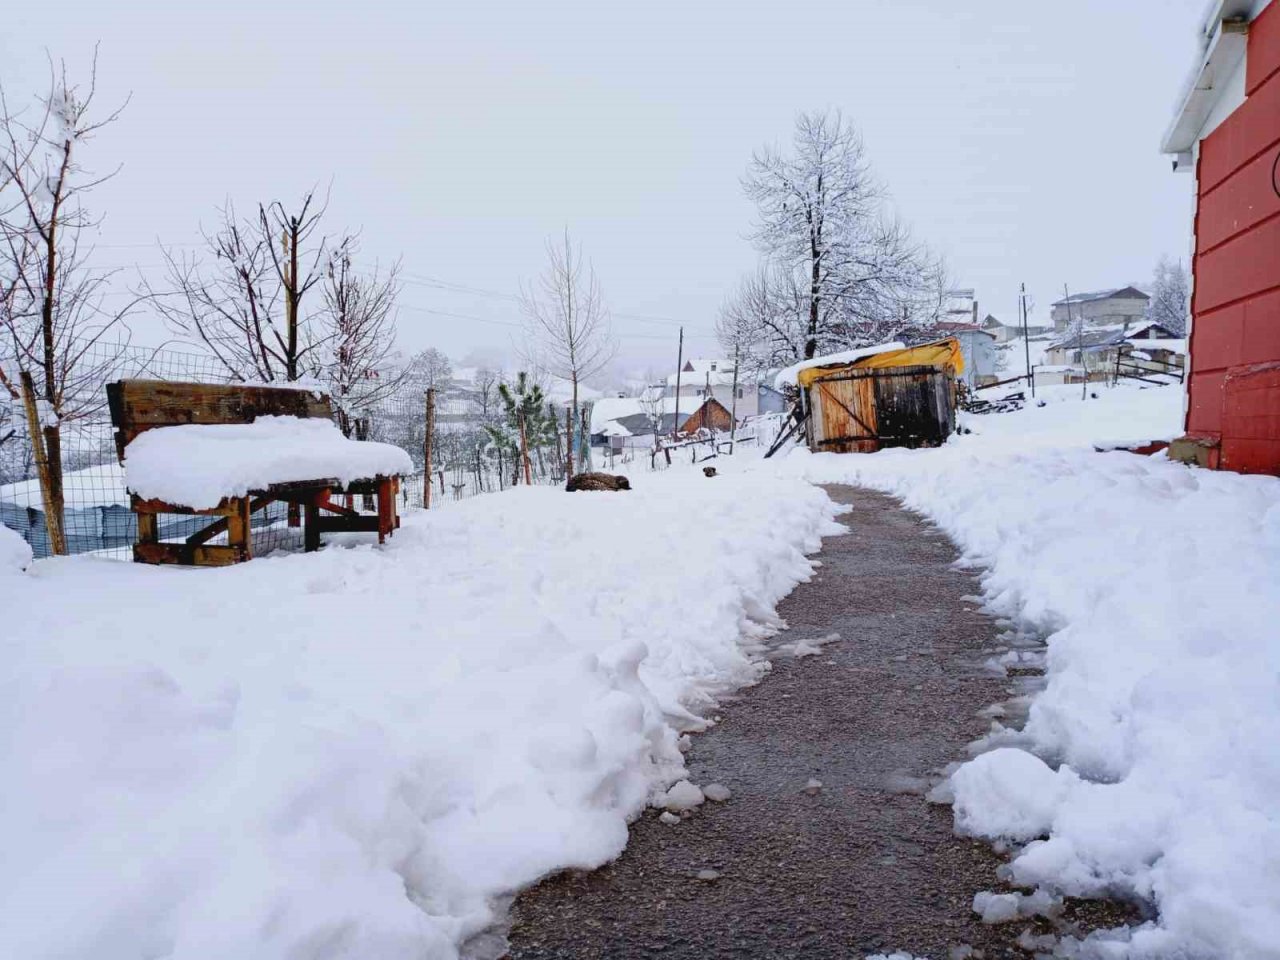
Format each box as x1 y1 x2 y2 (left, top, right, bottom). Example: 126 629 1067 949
107 379 402 566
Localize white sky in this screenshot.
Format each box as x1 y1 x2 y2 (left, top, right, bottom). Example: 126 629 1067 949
2 0 1207 378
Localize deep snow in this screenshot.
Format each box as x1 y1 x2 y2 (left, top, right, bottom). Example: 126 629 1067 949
771 383 1280 959
5 379 1277 960
0 468 840 959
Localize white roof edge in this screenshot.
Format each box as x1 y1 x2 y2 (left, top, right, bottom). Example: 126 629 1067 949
1162 1 1269 154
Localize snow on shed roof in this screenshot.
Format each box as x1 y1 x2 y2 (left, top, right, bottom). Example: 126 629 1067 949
773 343 906 390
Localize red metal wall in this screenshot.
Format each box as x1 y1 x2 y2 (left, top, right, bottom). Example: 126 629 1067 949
1189 1 1280 473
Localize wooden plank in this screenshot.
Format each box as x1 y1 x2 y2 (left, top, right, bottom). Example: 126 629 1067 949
304 500 321 552
107 379 334 457
133 543 244 566
186 495 272 547
314 514 382 534
376 476 393 544
131 495 240 517
136 511 158 544
226 496 252 562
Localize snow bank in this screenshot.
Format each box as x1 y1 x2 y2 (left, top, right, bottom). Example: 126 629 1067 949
123 416 414 509
0 523 31 573
1 467 840 959
771 384 1280 958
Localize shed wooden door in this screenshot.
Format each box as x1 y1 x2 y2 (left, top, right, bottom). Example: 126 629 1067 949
812 375 879 453
808 364 953 453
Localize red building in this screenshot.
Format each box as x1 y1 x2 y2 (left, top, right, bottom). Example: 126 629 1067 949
1163 0 1280 474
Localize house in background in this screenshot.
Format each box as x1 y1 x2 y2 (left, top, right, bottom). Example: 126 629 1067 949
1050 287 1151 332
981 312 1053 343
664 358 758 420
1162 0 1279 474
908 323 999 387
1042 321 1184 384
680 397 733 435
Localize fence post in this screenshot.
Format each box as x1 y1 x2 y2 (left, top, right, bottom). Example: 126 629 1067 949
424 387 435 509
564 407 574 482
19 370 66 556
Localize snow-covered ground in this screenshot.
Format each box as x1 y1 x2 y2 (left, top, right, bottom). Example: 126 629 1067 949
768 382 1280 959
4 378 1276 960
0 468 839 959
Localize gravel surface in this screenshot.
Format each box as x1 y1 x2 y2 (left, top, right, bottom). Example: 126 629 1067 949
496 486 1124 959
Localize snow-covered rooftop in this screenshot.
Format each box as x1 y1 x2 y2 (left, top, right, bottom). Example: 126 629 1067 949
773 342 906 390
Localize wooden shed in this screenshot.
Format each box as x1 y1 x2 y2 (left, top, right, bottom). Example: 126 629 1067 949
794 340 962 454
681 396 733 435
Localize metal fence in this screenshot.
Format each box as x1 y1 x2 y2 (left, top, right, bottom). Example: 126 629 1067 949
0 340 557 560
2 339 783 561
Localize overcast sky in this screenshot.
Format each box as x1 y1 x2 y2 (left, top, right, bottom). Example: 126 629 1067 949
3 0 1207 380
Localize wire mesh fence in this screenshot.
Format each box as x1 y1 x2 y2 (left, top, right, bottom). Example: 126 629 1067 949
1 339 568 560
2 338 786 562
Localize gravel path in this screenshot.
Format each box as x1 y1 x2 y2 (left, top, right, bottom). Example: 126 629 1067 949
496 486 1104 959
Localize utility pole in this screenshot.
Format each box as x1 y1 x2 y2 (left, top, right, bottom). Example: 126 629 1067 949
423 387 436 509
729 343 740 453
1064 284 1087 401
1020 283 1034 399
672 326 684 440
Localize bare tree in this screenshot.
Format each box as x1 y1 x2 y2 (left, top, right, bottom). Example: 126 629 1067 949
320 238 402 436
1147 256 1190 336
0 52 134 552
149 190 334 382
519 229 614 476
742 109 936 361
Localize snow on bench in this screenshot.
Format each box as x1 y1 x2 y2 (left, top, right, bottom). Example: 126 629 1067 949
124 416 412 511
106 379 413 565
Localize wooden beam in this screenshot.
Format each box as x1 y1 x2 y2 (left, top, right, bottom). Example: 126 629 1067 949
134 542 244 566
107 379 333 457
226 496 252 562
186 496 272 547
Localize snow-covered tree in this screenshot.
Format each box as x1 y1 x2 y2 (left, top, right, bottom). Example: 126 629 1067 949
319 238 402 437
519 229 614 476
149 191 334 382
741 109 939 361
1147 256 1190 336
0 52 136 552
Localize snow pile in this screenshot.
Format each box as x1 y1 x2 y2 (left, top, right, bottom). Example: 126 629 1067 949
123 415 414 509
0 523 31 573
1 468 839 959
772 384 1280 958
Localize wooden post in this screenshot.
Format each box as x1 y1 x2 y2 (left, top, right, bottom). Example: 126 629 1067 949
729 343 740 453
19 370 66 556
228 495 252 561
564 406 575 482
423 387 436 509
672 326 684 439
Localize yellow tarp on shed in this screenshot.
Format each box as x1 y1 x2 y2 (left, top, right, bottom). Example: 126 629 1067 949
795 338 964 389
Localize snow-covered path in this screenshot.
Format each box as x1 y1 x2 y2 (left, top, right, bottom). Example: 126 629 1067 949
506 485 1108 959
767 385 1280 959
0 471 841 960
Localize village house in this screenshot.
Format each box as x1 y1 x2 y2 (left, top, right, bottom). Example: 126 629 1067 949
1162 0 1279 474
1040 321 1185 384
679 396 734 435
1050 287 1151 332
911 323 999 388
981 312 1053 343
664 358 759 420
